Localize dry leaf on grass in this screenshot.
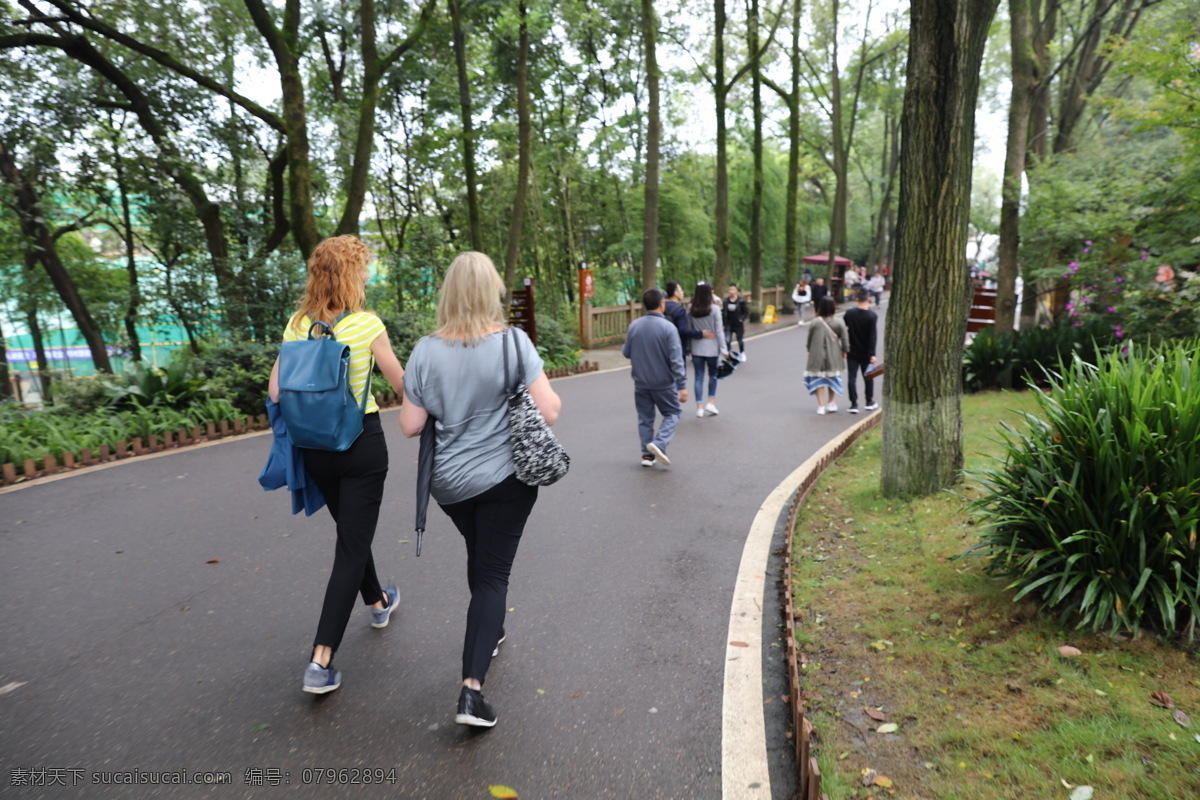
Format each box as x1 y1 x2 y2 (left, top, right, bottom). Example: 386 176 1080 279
1149 690 1174 709
864 708 887 722
876 722 899 734
1057 645 1082 656
860 769 877 787
1172 708 1191 728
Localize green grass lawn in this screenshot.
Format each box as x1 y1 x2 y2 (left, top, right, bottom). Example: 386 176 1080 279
791 391 1200 799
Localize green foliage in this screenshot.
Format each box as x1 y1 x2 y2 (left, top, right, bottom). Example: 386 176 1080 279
532 317 580 369
189 341 280 416
98 360 211 410
47 374 111 414
963 318 1115 392
0 397 238 466
963 341 1200 639
378 310 436 366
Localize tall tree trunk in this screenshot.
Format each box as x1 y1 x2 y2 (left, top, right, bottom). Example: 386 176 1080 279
881 0 999 497
334 0 433 237
713 0 731 289
450 0 483 250
24 288 52 404
114 152 142 361
641 0 661 292
0 142 113 373
748 0 764 308
504 0 532 295
995 0 1036 334
827 0 845 287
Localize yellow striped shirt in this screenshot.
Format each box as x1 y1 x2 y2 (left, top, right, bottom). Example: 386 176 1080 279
283 311 386 414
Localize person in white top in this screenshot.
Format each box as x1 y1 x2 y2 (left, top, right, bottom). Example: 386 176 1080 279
792 278 812 324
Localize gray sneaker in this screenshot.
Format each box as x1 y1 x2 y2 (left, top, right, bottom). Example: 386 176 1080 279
371 584 400 629
303 662 342 694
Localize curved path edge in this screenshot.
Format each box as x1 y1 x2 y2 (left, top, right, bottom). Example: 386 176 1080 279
722 409 881 798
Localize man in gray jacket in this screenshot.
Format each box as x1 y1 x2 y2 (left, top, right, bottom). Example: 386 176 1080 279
622 288 686 467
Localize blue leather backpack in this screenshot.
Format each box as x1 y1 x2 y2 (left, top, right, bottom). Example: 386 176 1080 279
277 314 372 451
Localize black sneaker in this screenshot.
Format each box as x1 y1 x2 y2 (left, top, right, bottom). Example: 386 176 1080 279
492 627 506 658
848 405 859 414
455 686 497 728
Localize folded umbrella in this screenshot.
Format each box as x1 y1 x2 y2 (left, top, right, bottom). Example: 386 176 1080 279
414 417 436 556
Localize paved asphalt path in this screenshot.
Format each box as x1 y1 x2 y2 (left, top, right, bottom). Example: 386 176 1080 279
1 308 884 799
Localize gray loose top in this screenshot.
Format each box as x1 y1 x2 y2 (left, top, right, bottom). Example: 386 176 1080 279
684 306 726 358
404 328 544 504
805 316 850 375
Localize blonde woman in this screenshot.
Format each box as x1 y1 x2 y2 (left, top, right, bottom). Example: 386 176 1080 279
268 235 407 695
400 252 562 728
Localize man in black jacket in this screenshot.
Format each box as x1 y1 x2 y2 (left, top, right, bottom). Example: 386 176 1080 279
722 284 749 361
843 289 879 413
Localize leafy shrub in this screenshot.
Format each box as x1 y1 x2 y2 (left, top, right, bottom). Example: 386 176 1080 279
48 374 111 414
963 328 1014 392
963 318 1116 393
0 398 238 466
98 360 211 410
533 317 581 369
191 341 279 416
378 311 436 365
963 341 1200 639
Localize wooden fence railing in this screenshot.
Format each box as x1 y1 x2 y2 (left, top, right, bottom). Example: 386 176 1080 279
0 361 599 489
782 411 883 800
580 286 788 348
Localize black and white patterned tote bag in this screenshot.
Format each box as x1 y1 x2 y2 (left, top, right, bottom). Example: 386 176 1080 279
504 329 570 486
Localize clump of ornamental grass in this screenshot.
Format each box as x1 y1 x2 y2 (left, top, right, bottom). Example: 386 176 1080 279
963 340 1200 640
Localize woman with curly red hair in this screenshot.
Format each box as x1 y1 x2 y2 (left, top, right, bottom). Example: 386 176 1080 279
268 235 407 695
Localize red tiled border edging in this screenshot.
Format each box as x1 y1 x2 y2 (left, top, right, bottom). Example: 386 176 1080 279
782 412 882 800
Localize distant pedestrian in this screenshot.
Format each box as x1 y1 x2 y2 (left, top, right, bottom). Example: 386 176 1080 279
399 251 563 728
803 295 849 415
686 282 728 417
622 288 686 467
843 289 879 414
866 272 885 307
792 279 812 324
722 283 749 359
810 276 828 309
267 235 408 697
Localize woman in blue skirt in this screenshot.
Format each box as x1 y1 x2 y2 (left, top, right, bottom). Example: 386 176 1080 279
803 295 849 414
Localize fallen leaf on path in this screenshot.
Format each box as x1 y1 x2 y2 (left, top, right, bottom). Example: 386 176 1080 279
864 708 887 722
206 559 220 564
729 641 749 647
1150 691 1174 708
1172 709 1191 728
569 691 583 699
876 723 899 734
1058 645 1082 656
488 786 519 799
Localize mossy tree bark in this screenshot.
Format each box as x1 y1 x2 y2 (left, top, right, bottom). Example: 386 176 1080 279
881 0 1000 497
641 0 661 292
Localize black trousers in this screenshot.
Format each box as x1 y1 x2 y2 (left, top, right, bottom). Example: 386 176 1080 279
440 473 539 684
725 323 745 353
302 413 388 654
846 356 875 408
